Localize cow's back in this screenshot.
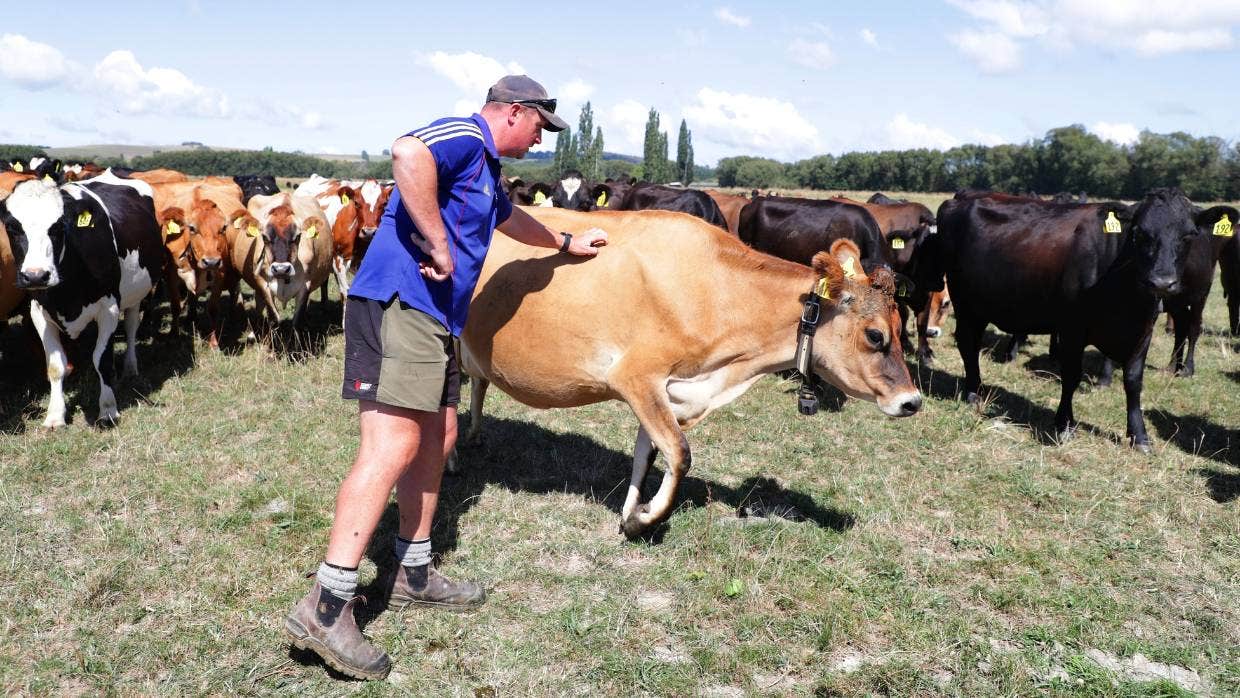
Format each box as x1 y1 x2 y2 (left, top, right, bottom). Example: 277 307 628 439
75 173 163 309
739 197 887 269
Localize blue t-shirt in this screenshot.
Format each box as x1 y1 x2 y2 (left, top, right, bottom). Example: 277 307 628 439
348 114 513 336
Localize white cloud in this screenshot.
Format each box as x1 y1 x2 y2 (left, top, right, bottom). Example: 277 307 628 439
947 0 1049 38
1131 28 1233 55
787 39 836 70
885 114 960 150
451 99 477 117
557 79 594 105
967 129 1009 146
860 28 879 47
948 30 1022 73
714 7 751 28
92 50 230 118
602 99 650 154
681 87 820 159
416 51 524 96
0 34 74 88
1091 121 1140 145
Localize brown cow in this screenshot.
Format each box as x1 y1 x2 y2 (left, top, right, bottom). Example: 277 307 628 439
128 168 190 184
229 193 333 328
152 182 247 347
705 190 750 235
460 208 921 538
0 172 34 322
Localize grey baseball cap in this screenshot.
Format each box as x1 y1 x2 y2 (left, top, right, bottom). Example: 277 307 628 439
485 75 569 132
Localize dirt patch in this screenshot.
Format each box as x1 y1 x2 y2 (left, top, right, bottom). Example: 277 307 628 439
1082 649 1208 694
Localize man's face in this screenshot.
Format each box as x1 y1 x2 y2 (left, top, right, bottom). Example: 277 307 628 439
505 105 545 158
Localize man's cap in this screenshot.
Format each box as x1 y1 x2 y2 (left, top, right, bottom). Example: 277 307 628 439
486 75 569 132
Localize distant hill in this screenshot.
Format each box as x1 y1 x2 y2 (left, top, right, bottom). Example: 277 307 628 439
42 143 375 163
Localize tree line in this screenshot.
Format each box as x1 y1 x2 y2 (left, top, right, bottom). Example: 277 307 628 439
717 125 1240 201
0 145 393 180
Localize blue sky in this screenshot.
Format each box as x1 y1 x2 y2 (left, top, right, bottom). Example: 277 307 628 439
2 1 1238 165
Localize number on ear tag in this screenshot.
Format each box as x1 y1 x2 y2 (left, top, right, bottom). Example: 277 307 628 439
842 257 858 279
165 221 181 237
1213 214 1233 237
77 211 92 227
340 193 350 205
247 224 260 237
596 192 607 206
1104 211 1122 234
814 277 830 299
891 238 905 250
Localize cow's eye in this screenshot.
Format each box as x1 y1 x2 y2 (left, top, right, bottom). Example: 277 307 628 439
865 328 885 348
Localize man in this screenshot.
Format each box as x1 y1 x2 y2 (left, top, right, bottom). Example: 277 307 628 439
284 75 608 680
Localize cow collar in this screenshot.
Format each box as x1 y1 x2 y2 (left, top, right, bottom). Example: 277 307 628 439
793 280 827 416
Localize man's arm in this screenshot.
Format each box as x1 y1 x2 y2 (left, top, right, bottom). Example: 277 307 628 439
496 206 608 256
391 135 453 280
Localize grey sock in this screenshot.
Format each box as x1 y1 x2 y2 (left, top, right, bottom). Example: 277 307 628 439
317 561 358 601
393 536 432 568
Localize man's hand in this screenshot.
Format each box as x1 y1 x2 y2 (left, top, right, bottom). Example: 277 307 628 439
566 227 609 257
419 245 454 281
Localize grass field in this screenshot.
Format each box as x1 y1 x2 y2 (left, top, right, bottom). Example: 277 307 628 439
0 206 1236 696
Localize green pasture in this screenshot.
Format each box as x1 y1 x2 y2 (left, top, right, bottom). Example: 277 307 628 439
0 218 1235 696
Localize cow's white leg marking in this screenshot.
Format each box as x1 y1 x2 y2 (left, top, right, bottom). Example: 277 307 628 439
466 377 489 443
30 301 68 428
121 306 141 378
332 254 350 299
621 425 656 522
92 302 121 425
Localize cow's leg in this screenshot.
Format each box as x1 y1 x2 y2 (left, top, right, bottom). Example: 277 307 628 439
896 303 914 353
955 314 986 403
915 305 934 364
290 287 311 329
120 305 141 379
1182 304 1203 378
92 304 122 427
163 262 183 337
617 389 689 539
205 282 222 349
997 333 1022 363
30 301 69 429
1167 308 1188 375
333 255 351 299
620 425 660 526
1123 331 1153 452
465 377 489 444
1098 357 1114 388
1053 333 1085 443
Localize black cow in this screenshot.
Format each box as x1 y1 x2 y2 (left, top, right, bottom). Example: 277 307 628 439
0 171 164 428
1218 222 1240 335
618 183 728 230
550 170 594 211
922 188 1236 451
233 175 280 206
738 196 889 272
590 177 635 210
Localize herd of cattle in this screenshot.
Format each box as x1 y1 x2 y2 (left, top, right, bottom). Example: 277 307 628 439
1 157 1237 469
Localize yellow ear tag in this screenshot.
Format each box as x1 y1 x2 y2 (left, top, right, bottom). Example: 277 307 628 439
596 192 607 206
1104 211 1122 234
165 221 180 237
842 257 858 279
306 223 318 238
340 193 350 205
533 191 547 204
891 238 905 250
814 277 831 299
42 175 54 184
12 163 23 172
1213 214 1233 237
247 223 260 237
77 211 92 227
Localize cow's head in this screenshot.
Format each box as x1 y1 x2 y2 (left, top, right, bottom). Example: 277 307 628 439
262 205 300 280
1119 189 1239 297
159 200 228 291
356 180 389 238
920 288 951 338
1 179 74 289
810 239 921 417
331 187 362 261
552 170 593 211
529 182 555 207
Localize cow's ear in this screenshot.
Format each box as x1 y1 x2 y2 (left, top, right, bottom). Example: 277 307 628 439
828 238 865 282
336 186 357 206
1195 205 1237 238
590 184 611 207
809 251 846 304
158 206 186 239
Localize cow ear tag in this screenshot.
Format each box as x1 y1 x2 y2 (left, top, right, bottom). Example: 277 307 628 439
814 277 831 299
596 192 607 206
77 211 92 227
533 191 547 204
891 237 905 250
42 175 54 184
340 193 350 205
165 221 180 237
306 223 318 238
841 257 858 279
1213 214 1233 237
247 223 260 237
1104 211 1122 234
12 163 22 172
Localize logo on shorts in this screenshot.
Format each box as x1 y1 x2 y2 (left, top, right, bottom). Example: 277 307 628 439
353 379 373 392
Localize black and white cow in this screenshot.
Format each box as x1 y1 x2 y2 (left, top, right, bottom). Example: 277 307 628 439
0 171 164 427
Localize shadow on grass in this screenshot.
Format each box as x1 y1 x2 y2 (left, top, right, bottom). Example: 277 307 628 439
910 361 1113 447
1225 370 1240 385
1195 468 1240 503
1147 409 1239 469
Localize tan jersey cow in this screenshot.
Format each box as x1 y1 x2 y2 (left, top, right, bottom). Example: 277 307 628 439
151 182 248 347
229 193 333 327
460 208 922 538
705 189 750 236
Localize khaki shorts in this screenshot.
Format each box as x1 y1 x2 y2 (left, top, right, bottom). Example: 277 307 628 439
341 296 460 412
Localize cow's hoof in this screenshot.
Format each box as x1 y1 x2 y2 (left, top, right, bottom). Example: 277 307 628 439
619 510 650 541
965 392 981 405
1055 425 1077 444
444 450 461 475
1132 440 1152 454
41 419 66 430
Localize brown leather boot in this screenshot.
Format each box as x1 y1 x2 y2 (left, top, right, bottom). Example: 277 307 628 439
284 582 391 680
388 564 486 611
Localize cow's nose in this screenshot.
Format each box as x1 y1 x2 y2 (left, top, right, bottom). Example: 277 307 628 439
200 257 222 269
899 393 922 416
18 268 51 288
1148 275 1179 295
925 327 941 338
269 262 293 278
360 227 377 238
